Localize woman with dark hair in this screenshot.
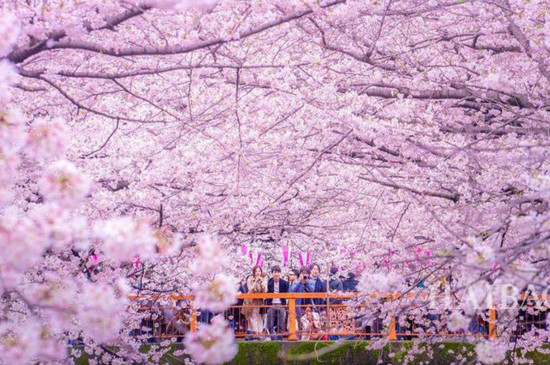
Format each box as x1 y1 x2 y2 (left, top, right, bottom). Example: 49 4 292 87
300 306 324 340
243 266 266 337
230 277 249 333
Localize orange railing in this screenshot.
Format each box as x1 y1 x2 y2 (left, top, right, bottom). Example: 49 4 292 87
128 292 549 342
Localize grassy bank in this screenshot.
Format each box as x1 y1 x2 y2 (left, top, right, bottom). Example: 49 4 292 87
73 341 550 364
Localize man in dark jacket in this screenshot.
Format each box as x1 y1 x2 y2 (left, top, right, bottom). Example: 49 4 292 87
329 266 344 292
329 266 344 305
309 263 327 306
266 265 289 338
343 272 359 292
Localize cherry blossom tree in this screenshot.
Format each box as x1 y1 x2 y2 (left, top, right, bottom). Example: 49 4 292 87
1 0 549 364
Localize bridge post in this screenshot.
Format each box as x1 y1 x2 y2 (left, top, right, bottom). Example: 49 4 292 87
190 310 198 332
288 299 297 341
489 309 497 339
388 315 397 341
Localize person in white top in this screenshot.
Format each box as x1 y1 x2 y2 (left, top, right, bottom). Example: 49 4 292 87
300 306 324 340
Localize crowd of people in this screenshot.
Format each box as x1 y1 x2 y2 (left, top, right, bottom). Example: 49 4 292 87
235 264 358 340
133 264 548 343
159 263 359 341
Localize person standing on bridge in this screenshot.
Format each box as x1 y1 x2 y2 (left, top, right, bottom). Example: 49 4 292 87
288 268 300 293
243 265 266 339
266 265 288 339
309 263 327 306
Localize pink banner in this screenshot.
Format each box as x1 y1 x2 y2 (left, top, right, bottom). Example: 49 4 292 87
282 246 289 267
255 252 262 266
297 251 311 268
240 245 248 256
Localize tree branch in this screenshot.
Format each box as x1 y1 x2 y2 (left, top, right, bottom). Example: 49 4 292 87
342 84 542 109
9 5 151 63
80 119 120 158
24 1 346 58
20 63 308 80
359 175 460 202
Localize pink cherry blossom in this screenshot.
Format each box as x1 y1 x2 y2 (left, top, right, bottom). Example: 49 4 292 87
0 208 47 277
77 282 128 343
0 108 26 152
147 0 218 11
93 217 157 262
28 203 89 250
0 0 549 362
0 322 42 364
0 60 18 106
25 117 69 159
192 235 227 275
0 11 19 57
192 274 238 312
0 145 19 207
358 271 402 294
184 316 238 365
38 160 91 208
475 340 508 364
446 311 470 333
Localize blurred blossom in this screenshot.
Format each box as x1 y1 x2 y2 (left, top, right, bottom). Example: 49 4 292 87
192 274 238 312
38 160 91 208
184 316 238 365
475 340 507 364
192 235 226 275
77 283 127 343
358 271 402 293
93 217 157 262
26 117 69 159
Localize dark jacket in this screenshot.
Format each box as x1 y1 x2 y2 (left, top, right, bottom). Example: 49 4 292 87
265 278 289 305
343 275 359 292
311 277 327 306
329 276 344 292
329 276 344 304
293 281 309 313
289 281 300 293
237 282 248 306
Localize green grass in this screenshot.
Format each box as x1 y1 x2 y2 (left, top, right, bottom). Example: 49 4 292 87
70 341 550 365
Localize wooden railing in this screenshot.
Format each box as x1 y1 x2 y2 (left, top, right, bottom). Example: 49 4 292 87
128 292 548 341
